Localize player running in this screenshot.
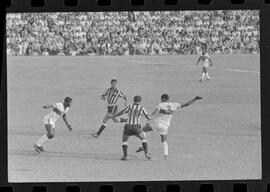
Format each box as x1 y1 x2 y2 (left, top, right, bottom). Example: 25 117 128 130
136 94 202 159
33 97 72 153
196 47 213 82
110 96 151 161
91 79 127 138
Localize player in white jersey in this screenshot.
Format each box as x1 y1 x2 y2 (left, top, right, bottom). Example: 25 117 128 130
33 97 72 153
196 47 213 82
136 94 202 159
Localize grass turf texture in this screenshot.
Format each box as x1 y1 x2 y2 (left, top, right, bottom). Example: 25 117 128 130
7 54 260 182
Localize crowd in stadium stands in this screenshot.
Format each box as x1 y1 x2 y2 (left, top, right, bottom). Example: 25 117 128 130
6 11 259 56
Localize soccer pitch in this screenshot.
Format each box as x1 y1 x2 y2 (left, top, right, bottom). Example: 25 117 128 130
7 54 261 182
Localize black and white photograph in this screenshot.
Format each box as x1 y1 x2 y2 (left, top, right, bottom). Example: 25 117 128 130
6 10 260 182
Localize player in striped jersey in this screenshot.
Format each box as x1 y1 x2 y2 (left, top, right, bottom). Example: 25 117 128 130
33 97 72 153
196 47 213 82
91 79 128 138
111 95 151 160
136 94 202 159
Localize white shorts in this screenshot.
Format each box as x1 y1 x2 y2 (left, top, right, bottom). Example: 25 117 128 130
148 119 169 135
203 63 209 68
43 117 56 128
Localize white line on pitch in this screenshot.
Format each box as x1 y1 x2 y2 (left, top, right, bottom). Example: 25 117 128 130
213 67 260 74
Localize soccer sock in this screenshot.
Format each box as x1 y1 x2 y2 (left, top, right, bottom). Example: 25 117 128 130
97 123 107 135
142 141 148 154
122 143 128 157
36 135 49 147
120 118 128 123
163 141 168 156
206 72 210 79
201 73 206 80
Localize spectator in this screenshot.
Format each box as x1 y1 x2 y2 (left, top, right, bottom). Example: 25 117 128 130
6 11 260 56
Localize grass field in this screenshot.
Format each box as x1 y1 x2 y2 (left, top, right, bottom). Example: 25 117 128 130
7 54 261 182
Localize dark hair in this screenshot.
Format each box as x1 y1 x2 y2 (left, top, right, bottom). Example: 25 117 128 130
161 94 169 101
64 96 72 103
133 95 141 102
111 79 117 83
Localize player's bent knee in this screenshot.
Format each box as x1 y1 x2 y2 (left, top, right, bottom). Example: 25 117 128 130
122 134 128 142
141 139 147 143
139 132 146 139
122 141 128 145
102 119 108 124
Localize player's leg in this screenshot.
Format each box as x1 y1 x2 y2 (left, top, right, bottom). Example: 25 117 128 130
113 117 128 123
92 111 110 138
205 67 211 80
137 127 151 160
34 124 54 153
160 134 168 159
158 125 169 158
136 123 153 153
112 105 127 123
200 67 206 82
121 126 129 160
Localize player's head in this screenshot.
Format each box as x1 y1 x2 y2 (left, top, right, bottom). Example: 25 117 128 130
133 95 141 104
161 94 169 102
111 79 118 88
64 96 72 107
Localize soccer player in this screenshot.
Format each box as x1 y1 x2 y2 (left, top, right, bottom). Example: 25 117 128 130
136 94 202 159
33 97 72 153
91 79 127 138
196 47 213 82
111 95 151 161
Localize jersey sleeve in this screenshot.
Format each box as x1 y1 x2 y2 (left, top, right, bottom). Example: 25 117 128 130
171 103 181 110
141 107 150 119
119 91 126 98
54 103 62 109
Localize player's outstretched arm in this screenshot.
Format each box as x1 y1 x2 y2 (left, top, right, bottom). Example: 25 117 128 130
209 58 213 66
180 96 202 108
110 106 129 118
101 88 109 101
123 96 128 107
63 114 72 131
43 104 54 109
150 108 159 117
196 56 202 66
119 92 128 106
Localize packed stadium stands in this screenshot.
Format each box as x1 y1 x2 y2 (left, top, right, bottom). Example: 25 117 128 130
6 11 259 56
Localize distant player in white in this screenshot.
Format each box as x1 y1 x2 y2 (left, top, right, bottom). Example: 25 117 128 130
196 47 213 82
33 97 72 153
136 94 202 159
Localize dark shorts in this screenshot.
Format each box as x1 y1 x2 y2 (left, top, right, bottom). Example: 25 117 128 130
107 105 118 114
123 124 142 136
202 66 208 72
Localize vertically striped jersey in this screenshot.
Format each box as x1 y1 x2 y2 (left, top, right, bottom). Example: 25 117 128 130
102 87 126 106
118 103 150 125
